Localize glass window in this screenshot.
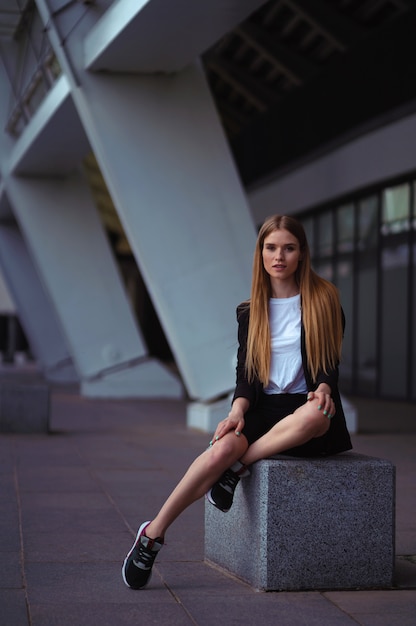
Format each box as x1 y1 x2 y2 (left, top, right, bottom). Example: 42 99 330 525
358 196 378 250
356 196 379 395
335 204 355 391
413 182 416 230
413 241 416 400
356 255 378 395
381 183 410 235
302 217 315 256
316 211 333 257
337 259 354 393
315 261 333 281
337 204 355 253
299 176 416 403
380 236 409 398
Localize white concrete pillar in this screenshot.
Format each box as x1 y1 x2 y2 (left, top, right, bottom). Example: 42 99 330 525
71 65 256 400
31 0 258 401
5 170 182 397
2 0 261 405
0 221 77 382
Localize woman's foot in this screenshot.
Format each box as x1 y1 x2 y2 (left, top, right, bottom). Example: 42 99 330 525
206 462 250 512
121 521 164 589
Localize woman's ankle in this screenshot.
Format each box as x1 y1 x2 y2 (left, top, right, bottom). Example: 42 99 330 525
230 460 250 477
145 521 164 541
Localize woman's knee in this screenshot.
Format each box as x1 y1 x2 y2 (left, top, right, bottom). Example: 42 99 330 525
294 400 330 437
206 433 247 468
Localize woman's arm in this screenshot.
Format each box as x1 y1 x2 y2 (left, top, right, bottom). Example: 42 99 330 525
232 304 258 407
213 305 253 442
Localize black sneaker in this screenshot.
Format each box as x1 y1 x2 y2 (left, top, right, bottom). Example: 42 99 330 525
121 521 164 589
206 465 248 512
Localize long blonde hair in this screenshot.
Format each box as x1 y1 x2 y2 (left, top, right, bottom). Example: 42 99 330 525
246 215 343 384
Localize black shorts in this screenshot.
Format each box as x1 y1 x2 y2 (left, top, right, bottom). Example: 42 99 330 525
241 392 330 457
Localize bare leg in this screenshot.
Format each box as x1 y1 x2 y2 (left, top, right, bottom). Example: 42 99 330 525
145 433 248 539
241 396 330 466
145 398 328 539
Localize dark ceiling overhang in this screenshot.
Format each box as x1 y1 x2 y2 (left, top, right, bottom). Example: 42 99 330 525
0 0 34 39
3 0 415 193
202 0 416 188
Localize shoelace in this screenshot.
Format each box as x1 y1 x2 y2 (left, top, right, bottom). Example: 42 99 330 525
134 541 158 568
219 469 239 492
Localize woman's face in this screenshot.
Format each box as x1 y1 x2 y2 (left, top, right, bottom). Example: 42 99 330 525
262 228 302 285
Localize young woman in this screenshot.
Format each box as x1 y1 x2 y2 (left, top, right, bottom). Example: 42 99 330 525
122 214 352 590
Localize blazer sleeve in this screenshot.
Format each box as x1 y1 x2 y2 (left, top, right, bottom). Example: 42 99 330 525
231 303 260 408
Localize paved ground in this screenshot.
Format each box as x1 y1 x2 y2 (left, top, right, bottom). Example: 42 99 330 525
1 371 415 625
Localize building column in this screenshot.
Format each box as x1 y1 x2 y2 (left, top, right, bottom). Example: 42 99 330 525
5 170 182 397
70 63 256 401
0 221 77 381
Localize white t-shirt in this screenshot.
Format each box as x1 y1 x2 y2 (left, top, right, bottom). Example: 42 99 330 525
263 294 308 395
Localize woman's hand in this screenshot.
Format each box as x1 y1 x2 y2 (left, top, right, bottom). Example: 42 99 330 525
210 399 247 444
307 384 335 419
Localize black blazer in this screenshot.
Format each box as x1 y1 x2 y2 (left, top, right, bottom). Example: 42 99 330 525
232 303 352 455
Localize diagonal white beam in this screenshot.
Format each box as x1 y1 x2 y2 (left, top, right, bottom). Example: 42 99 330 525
8 76 90 176
84 0 268 73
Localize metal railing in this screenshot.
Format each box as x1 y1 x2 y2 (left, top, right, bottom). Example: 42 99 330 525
0 1 62 137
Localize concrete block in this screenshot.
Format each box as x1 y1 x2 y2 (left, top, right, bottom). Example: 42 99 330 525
205 452 395 591
0 382 50 433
